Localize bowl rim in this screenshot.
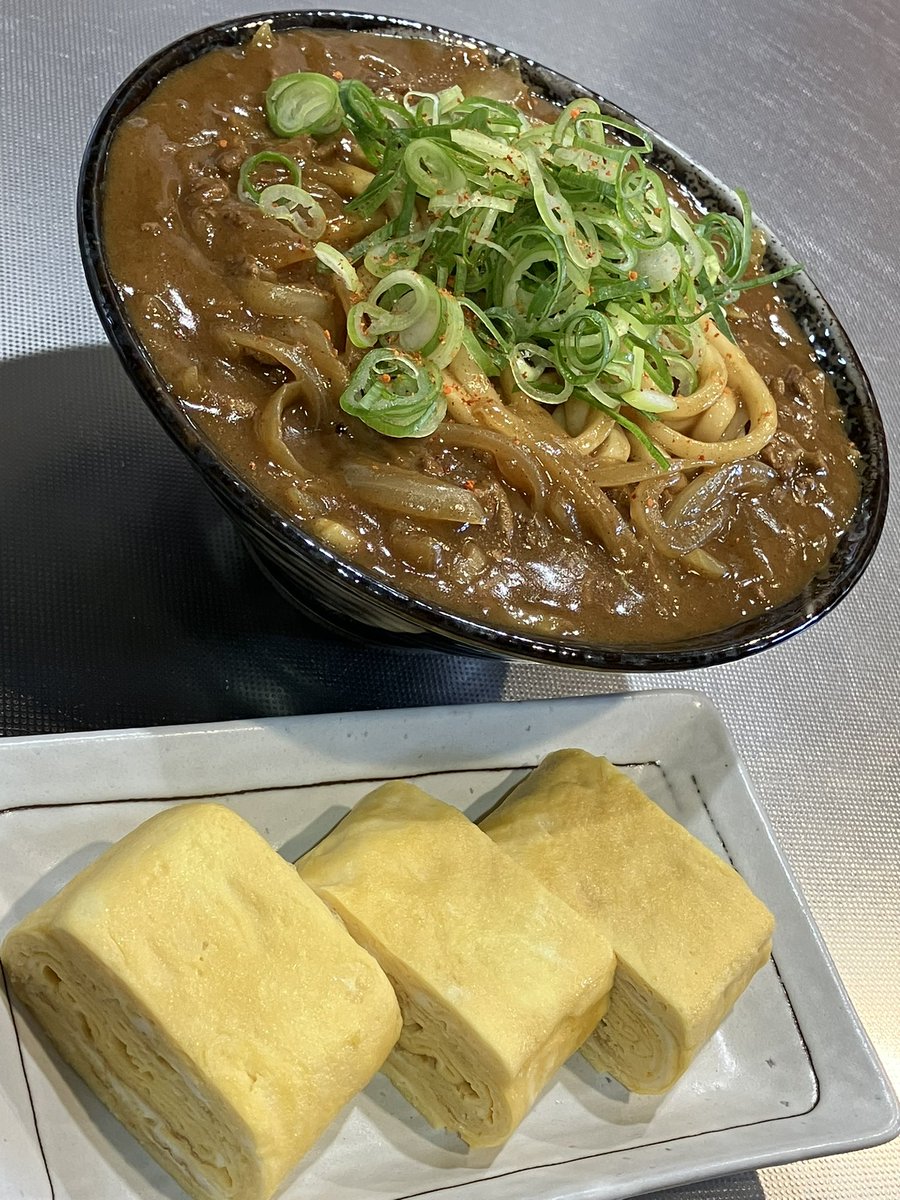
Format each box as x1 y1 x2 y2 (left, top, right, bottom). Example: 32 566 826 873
77 8 891 671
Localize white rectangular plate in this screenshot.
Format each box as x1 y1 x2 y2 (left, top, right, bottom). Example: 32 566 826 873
0 691 896 1200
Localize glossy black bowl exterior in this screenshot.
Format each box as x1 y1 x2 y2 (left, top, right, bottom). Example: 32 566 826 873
78 10 889 670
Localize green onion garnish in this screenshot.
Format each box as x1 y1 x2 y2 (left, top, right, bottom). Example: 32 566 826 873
265 72 343 138
237 151 300 203
258 184 326 238
340 348 446 438
250 71 802 445
237 153 326 238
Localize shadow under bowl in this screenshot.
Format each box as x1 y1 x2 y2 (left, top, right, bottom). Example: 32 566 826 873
77 9 889 671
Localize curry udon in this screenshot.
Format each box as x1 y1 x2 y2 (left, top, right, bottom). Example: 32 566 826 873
102 26 860 643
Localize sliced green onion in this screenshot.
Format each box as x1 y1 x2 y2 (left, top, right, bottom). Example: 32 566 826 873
363 231 427 277
621 387 678 414
454 96 527 136
698 187 753 286
237 153 325 239
459 298 513 356
237 152 300 203
348 269 439 344
667 356 699 394
403 87 464 125
404 89 441 125
340 348 445 438
258 184 326 239
511 341 573 404
436 85 466 118
630 335 674 393
552 98 601 148
555 308 617 382
265 72 343 138
240 67 803 468
615 150 671 249
450 127 526 176
405 290 459 367
428 189 518 218
339 79 410 164
461 326 503 375
403 139 467 198
594 115 654 155
635 242 682 291
718 262 805 298
629 343 646 391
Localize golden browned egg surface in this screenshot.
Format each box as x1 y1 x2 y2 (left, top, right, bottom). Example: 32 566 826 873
297 780 616 1146
0 803 401 1200
481 750 775 1092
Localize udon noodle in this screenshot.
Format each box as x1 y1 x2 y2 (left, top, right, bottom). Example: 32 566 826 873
102 26 861 643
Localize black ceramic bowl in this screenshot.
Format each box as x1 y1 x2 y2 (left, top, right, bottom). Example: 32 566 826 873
78 10 889 671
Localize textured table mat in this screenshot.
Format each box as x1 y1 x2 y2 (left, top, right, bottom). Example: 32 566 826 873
1 1 898 1197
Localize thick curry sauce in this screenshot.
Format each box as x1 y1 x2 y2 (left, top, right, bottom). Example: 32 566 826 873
103 29 861 643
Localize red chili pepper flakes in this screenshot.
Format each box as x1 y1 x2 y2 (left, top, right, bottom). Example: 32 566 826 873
463 479 476 490
628 270 638 281
380 373 392 384
332 70 344 80
218 138 229 148
442 384 453 396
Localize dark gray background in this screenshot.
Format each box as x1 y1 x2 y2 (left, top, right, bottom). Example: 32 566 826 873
1 1 898 1196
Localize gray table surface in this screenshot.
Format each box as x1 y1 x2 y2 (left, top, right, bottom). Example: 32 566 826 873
2 1 898 1198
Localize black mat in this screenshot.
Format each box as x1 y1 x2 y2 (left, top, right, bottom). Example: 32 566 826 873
0 346 511 735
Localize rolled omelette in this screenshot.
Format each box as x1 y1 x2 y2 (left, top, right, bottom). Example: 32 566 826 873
1 803 401 1200
481 750 775 1094
296 781 616 1147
